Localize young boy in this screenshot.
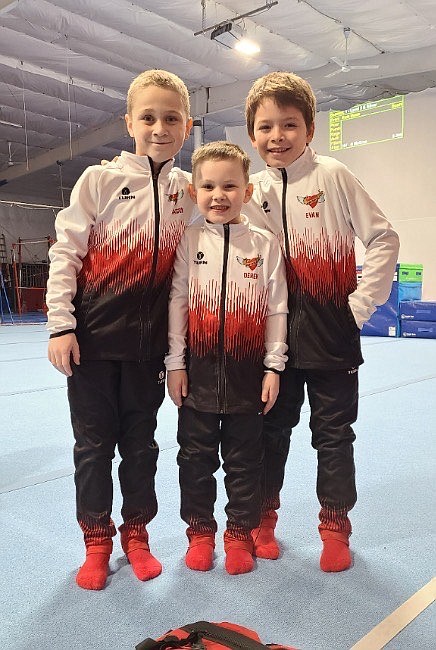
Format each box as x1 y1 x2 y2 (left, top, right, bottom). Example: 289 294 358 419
242 72 400 572
46 69 193 590
165 141 288 575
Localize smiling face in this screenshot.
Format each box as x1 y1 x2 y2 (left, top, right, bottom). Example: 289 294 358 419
190 158 253 225
125 85 192 165
250 98 314 168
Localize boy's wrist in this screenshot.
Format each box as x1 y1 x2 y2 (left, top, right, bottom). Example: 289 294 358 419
49 329 75 339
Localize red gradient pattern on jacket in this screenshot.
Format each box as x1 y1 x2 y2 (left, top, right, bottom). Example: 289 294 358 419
77 218 186 294
188 279 267 362
277 228 356 305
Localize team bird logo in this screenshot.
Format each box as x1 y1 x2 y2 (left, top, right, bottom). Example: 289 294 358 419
297 189 325 209
166 189 184 205
236 254 264 271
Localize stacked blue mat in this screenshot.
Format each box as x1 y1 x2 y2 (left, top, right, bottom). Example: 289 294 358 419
357 263 423 337
400 300 436 338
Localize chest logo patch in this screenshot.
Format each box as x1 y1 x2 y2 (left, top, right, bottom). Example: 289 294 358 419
236 254 264 271
297 189 325 209
166 189 184 205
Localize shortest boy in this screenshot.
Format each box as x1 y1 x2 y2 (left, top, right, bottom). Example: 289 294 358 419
165 141 288 575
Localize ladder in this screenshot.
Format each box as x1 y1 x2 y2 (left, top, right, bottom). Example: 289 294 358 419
0 234 13 323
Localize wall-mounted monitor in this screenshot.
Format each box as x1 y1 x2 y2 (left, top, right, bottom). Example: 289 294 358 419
329 95 404 151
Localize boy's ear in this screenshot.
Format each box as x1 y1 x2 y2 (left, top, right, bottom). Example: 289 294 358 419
244 182 254 203
188 183 197 202
184 118 193 141
306 122 315 144
125 113 134 138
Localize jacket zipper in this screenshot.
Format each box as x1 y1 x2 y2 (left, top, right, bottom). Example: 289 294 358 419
140 158 163 358
217 223 230 412
280 167 300 365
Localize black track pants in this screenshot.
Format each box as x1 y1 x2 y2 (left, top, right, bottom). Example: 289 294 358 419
177 406 264 535
67 357 165 539
262 366 358 516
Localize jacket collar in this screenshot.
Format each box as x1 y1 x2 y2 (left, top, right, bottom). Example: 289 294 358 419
202 214 250 238
264 145 314 181
118 151 174 176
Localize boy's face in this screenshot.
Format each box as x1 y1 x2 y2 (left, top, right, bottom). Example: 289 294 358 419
125 85 192 162
249 99 314 168
189 159 253 225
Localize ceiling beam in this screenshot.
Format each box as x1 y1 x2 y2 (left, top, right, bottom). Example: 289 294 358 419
0 116 126 184
191 44 436 116
0 0 18 12
0 54 126 101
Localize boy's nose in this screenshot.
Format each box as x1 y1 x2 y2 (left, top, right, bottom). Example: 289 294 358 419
271 127 284 141
153 120 168 136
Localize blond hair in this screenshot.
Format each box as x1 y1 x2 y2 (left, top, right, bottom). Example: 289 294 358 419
191 141 251 184
245 71 316 139
126 69 190 117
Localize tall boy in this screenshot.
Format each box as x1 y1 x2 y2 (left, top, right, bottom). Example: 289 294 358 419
243 72 400 572
46 70 193 590
165 141 288 575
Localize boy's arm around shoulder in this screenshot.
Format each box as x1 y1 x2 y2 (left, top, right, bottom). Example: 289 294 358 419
46 166 101 336
336 164 400 328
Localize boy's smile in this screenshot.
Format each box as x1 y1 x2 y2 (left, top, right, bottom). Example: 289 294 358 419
125 85 192 164
250 98 314 168
189 159 253 225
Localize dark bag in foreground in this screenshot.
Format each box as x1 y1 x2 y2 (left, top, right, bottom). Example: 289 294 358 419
136 621 297 650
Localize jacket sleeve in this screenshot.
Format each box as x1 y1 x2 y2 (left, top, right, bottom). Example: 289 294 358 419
264 237 288 372
45 167 99 335
337 166 400 329
165 233 189 371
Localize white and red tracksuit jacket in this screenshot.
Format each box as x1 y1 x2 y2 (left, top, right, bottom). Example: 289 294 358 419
244 146 400 369
46 151 193 360
165 216 288 414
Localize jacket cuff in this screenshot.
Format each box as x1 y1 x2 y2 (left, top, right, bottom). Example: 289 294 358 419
263 366 282 375
49 329 75 339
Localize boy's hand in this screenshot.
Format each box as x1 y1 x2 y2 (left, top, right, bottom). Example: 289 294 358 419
261 372 280 414
100 156 119 166
167 369 188 407
48 333 80 377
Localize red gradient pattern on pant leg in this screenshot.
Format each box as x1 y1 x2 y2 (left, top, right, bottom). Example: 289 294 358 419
188 279 267 362
279 229 356 305
79 514 117 545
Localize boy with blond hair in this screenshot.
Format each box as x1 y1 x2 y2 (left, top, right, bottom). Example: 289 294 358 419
46 69 193 590
243 71 399 572
165 141 288 575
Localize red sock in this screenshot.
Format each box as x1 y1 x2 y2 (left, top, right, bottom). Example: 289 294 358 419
224 532 254 575
185 533 215 571
252 511 279 560
76 541 112 591
319 530 351 572
120 527 162 581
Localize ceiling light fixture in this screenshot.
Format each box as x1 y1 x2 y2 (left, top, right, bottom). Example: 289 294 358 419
210 22 260 55
196 0 277 55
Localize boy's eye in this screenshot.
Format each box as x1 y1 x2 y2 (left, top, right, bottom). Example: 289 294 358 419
202 184 213 190
142 115 154 122
167 116 179 123
225 184 236 189
258 125 270 131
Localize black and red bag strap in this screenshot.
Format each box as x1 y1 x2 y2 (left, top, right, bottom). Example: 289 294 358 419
136 621 270 650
